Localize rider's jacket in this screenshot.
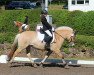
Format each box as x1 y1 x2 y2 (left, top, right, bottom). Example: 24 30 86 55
41 14 52 31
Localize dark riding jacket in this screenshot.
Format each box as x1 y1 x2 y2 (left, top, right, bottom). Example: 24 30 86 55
41 14 52 31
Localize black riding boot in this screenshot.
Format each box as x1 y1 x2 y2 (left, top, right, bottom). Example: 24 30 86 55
45 42 50 51
45 36 52 51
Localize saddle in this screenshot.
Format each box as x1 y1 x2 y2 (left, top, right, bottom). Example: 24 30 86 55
36 25 55 43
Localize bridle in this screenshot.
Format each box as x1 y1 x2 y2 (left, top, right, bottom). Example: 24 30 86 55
55 31 75 46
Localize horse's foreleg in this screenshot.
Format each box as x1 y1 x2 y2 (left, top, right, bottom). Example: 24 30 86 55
40 50 53 67
54 50 69 68
26 46 37 68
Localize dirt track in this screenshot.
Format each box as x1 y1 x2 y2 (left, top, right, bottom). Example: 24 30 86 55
0 63 94 75
0 46 94 75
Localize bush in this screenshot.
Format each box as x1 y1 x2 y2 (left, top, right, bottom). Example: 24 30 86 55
0 32 16 43
0 9 41 43
50 10 94 36
0 9 41 33
75 35 94 49
0 9 94 49
49 9 70 26
0 9 94 36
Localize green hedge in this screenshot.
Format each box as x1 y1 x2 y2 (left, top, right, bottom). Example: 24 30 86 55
0 9 94 35
49 10 94 36
0 9 41 33
0 9 94 49
76 35 94 49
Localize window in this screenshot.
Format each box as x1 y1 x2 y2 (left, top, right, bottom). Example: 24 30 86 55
85 0 89 4
72 0 89 5
77 0 84 4
72 0 75 5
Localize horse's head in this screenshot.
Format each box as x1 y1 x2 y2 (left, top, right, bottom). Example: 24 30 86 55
55 26 76 46
67 31 76 46
14 21 23 27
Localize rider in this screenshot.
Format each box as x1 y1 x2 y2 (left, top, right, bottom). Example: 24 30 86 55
40 10 53 50
21 16 29 31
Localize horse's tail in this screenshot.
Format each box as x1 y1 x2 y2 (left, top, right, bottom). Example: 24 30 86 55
7 34 20 61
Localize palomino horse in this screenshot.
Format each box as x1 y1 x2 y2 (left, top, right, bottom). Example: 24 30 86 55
7 26 76 68
14 21 30 33
14 16 30 33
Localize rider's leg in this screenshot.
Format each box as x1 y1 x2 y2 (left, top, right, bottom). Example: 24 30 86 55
45 30 52 37
45 30 52 50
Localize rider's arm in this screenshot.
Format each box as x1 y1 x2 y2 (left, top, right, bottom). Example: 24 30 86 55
41 15 52 29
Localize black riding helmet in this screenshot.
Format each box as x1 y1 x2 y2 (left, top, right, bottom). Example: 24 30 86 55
41 10 48 15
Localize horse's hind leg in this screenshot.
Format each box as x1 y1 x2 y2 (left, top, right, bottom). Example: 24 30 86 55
26 46 37 68
54 49 69 68
7 43 17 61
7 34 19 61
9 48 22 63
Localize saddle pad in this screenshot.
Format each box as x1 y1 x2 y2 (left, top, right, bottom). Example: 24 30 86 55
36 26 44 41
36 25 55 43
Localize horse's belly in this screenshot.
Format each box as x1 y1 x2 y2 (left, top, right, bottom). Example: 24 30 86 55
31 40 45 50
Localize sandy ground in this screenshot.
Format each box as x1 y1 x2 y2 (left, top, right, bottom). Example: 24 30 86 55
0 63 94 75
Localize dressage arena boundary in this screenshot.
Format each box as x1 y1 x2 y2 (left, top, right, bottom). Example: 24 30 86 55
0 55 94 66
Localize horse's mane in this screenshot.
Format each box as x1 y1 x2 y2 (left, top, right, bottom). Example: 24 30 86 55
55 26 73 31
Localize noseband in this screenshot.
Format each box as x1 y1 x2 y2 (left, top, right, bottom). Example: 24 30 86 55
69 34 75 43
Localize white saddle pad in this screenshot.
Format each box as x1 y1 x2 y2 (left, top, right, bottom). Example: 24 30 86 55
36 26 44 41
36 25 55 43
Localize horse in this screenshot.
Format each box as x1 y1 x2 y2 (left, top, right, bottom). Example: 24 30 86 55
7 26 76 68
14 16 30 33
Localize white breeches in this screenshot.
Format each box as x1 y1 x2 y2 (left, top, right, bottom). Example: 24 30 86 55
45 30 52 37
22 24 28 30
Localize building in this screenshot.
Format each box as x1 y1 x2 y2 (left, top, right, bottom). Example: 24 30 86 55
68 0 94 12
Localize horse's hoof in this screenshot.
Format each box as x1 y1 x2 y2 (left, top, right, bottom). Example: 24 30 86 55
39 63 44 68
64 64 70 69
32 63 37 68
7 61 13 67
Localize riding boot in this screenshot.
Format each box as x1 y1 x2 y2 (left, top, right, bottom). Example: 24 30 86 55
44 35 52 51
45 42 50 51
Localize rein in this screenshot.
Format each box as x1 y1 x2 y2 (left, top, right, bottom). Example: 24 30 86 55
54 31 65 39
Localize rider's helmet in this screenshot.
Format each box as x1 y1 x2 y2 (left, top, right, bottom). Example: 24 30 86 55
41 10 48 15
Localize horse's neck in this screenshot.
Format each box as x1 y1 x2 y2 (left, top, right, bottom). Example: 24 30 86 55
55 31 65 47
55 30 66 39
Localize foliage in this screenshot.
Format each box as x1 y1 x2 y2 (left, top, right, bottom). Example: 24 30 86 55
0 9 41 33
49 10 94 36
75 35 94 49
0 32 16 43
0 9 41 43
0 9 94 50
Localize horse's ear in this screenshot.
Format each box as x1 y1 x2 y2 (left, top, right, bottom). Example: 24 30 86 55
14 21 23 27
